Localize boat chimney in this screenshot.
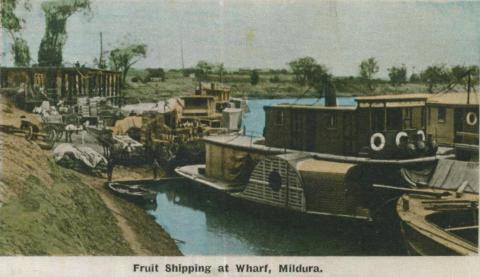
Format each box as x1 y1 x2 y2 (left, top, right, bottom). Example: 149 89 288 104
324 83 337 107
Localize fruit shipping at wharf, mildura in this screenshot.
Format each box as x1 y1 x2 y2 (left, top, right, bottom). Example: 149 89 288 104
0 2 479 276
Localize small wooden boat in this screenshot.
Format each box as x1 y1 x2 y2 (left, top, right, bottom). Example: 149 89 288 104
397 192 478 255
396 159 479 255
106 182 156 205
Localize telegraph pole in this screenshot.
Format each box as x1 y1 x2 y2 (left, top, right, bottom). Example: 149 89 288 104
99 32 104 69
467 70 471 104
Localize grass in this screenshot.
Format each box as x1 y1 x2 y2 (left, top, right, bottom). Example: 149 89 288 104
0 161 133 255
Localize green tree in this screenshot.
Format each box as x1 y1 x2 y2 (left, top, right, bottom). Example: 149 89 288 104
1 0 31 66
146 68 165 81
409 73 420 83
108 43 147 86
420 65 451 93
359 57 379 92
11 37 30 66
450 65 479 91
288 56 318 86
215 63 225 82
37 0 91 66
388 65 407 86
194 60 213 81
250 70 259 85
288 57 335 103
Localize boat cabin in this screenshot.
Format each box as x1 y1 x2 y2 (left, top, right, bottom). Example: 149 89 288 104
264 94 430 157
180 95 221 127
426 92 479 147
195 82 231 112
0 66 122 110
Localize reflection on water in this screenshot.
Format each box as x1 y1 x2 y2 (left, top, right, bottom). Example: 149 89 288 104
147 182 405 255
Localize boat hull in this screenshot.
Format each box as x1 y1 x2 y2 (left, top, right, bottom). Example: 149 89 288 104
105 182 156 206
399 220 470 256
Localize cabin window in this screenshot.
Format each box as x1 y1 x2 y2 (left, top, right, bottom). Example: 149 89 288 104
401 108 412 129
371 109 385 132
438 107 446 123
275 111 284 125
327 113 336 129
387 108 403 130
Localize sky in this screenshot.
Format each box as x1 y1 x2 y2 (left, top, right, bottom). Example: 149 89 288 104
1 0 479 77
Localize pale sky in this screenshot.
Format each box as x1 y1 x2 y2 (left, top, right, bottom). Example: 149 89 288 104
1 0 479 77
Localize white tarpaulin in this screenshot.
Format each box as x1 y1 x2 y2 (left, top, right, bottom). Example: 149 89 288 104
53 143 107 169
428 159 479 193
120 98 183 115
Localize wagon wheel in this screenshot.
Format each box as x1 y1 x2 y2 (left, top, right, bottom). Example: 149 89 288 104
44 125 57 147
24 125 34 141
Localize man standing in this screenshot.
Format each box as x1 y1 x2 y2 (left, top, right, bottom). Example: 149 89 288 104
107 157 115 182
152 158 160 179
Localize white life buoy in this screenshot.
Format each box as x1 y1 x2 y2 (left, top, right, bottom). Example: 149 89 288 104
395 131 408 147
370 133 386 151
416 130 426 141
466 112 478 126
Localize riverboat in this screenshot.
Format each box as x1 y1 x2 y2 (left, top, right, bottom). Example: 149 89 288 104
176 91 457 220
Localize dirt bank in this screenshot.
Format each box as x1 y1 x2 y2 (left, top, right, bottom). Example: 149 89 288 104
0 98 181 255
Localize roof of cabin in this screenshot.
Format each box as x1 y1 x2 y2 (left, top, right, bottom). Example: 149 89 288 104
427 92 479 106
264 104 356 111
204 135 286 153
181 95 215 100
355 93 430 102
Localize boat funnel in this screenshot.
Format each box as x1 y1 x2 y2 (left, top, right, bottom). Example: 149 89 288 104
324 83 337 107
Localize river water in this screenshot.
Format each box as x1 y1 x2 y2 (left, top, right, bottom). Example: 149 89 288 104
146 97 406 255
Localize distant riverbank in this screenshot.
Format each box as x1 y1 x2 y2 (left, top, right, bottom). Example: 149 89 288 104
123 69 439 103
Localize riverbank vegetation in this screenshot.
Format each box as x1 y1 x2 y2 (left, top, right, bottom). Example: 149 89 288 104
123 58 479 103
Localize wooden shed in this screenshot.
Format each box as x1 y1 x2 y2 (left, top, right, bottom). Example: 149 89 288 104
0 66 122 110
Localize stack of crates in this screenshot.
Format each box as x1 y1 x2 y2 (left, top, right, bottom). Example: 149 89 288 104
77 97 90 117
89 98 99 117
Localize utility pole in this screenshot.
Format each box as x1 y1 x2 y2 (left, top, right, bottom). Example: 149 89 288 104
180 33 185 70
467 70 471 104
99 32 104 69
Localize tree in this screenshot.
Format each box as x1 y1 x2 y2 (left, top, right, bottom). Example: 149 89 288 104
288 57 318 85
11 37 30 66
37 0 91 66
194 60 213 81
288 57 336 103
420 65 450 93
1 0 31 66
109 43 147 86
250 70 259 85
388 65 407 86
146 68 165 81
409 73 420 83
450 65 479 91
215 63 225 82
359 57 379 92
